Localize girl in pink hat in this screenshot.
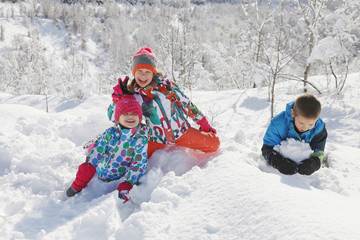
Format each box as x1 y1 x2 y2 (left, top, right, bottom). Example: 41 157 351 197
66 96 148 202
108 47 220 157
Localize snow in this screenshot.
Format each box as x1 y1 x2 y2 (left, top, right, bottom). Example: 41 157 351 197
307 36 345 64
1 73 360 240
1 3 360 238
274 138 313 163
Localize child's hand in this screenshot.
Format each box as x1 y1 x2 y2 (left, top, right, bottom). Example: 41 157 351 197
298 157 321 175
112 84 123 104
112 77 131 103
269 151 298 175
197 117 217 134
117 181 133 202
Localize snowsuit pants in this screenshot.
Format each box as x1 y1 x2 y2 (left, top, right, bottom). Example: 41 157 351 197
147 127 220 157
71 163 131 194
71 162 96 192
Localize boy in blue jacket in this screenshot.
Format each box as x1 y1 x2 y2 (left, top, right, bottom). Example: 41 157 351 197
262 94 327 175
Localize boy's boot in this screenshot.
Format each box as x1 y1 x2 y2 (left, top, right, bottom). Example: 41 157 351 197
66 163 96 197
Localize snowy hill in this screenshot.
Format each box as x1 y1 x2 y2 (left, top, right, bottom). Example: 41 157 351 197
1 73 360 240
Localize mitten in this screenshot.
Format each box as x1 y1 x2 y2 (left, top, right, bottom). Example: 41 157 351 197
112 85 123 104
117 181 133 202
197 117 217 134
269 151 298 175
112 77 131 103
298 156 321 175
112 80 124 104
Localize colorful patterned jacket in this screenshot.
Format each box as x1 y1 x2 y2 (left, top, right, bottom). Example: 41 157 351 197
108 75 204 144
86 124 148 184
262 101 327 163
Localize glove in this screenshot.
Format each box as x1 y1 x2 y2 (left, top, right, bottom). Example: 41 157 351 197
197 117 217 134
269 151 298 175
112 77 130 104
117 181 133 202
298 156 321 175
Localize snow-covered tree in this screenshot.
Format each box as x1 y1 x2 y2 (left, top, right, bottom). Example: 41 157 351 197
297 0 325 93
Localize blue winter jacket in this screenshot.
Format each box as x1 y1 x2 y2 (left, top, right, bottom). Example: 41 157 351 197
262 101 327 162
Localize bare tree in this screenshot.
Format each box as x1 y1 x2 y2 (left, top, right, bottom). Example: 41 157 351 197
298 0 325 93
242 0 275 88
262 1 307 118
178 9 200 91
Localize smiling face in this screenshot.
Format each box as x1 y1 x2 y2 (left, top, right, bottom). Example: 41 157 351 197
118 112 140 129
291 109 318 133
134 69 154 88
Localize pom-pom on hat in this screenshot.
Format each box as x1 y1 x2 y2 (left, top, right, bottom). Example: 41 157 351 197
114 95 143 122
132 47 158 77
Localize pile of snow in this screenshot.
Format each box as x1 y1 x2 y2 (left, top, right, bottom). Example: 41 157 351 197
1 73 360 239
274 138 313 163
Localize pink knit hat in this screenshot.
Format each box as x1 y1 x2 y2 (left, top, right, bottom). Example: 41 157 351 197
114 95 142 122
132 47 158 76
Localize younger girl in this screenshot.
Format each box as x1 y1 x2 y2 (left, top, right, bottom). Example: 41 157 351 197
66 95 148 202
108 47 220 157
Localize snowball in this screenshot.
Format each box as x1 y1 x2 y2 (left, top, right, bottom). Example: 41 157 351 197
273 138 313 163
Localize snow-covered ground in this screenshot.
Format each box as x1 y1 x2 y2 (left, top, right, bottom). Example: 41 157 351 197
1 73 360 240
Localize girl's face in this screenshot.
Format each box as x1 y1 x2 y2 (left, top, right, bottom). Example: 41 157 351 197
134 69 154 88
118 113 140 129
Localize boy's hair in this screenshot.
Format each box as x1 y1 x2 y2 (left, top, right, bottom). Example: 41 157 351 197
293 94 321 119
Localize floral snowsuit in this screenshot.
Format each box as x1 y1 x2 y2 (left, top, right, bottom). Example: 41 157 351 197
87 124 148 184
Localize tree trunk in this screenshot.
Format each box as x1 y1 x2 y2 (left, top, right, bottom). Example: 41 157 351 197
270 72 277 119
303 31 314 93
303 63 311 93
45 94 49 113
329 60 338 89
